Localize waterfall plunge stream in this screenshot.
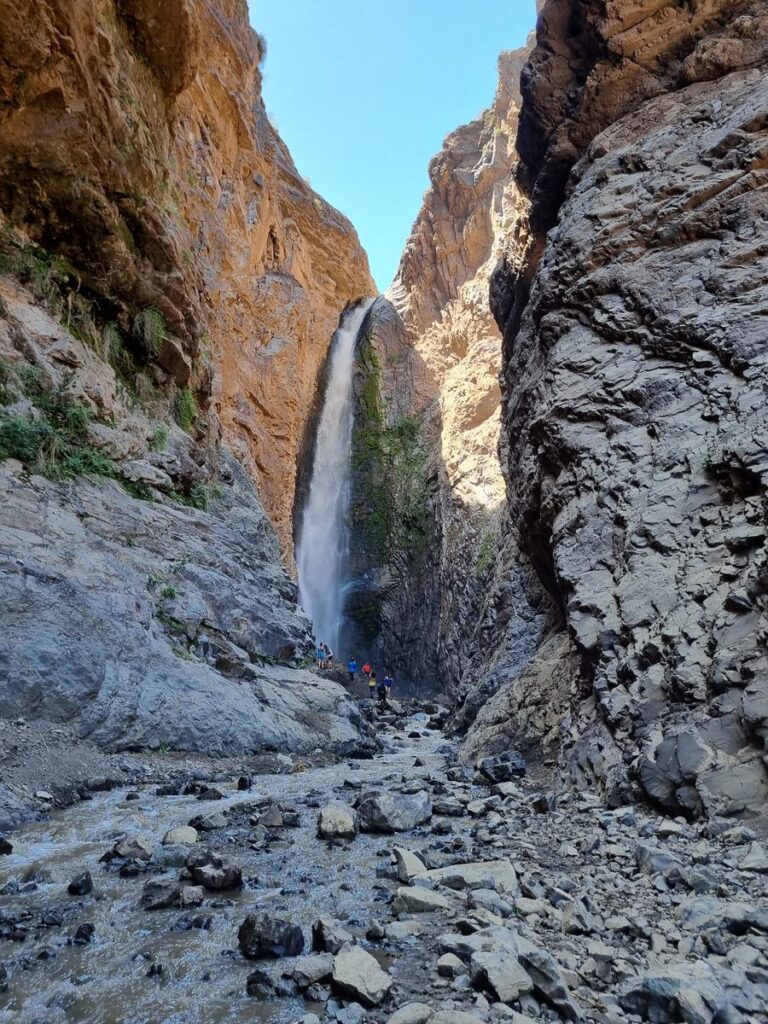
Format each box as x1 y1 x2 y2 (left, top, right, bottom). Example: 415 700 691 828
296 299 374 655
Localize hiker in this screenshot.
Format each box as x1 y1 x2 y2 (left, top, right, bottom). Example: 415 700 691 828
347 657 357 684
362 661 372 684
323 643 334 669
316 643 325 668
383 673 393 700
368 669 377 700
376 673 388 708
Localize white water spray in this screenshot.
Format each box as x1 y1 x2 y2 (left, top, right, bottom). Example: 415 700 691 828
296 299 374 655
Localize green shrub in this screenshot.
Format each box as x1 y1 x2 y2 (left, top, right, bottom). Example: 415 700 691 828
0 357 12 405
175 388 196 432
150 423 169 451
0 415 52 462
160 585 177 599
476 530 496 576
170 482 208 510
121 478 154 501
132 308 166 356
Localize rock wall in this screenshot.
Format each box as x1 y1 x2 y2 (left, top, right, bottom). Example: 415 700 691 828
0 279 371 758
0 0 374 758
0 0 374 555
467 0 768 818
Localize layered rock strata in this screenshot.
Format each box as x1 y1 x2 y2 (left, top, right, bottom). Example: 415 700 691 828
0 0 373 554
468 0 768 818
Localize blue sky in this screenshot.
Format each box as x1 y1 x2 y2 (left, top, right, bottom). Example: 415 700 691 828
248 1 536 291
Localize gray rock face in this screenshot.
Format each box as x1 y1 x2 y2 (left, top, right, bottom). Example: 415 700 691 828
463 0 768 818
357 790 432 833
331 942 393 1007
238 912 305 959
0 463 370 758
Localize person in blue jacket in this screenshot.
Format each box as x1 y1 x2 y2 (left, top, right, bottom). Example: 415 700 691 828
347 657 358 684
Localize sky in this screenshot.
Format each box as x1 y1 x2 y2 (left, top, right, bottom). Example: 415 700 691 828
248 1 536 291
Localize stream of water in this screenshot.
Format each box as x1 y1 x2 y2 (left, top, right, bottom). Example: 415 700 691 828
0 714 448 1024
296 300 374 658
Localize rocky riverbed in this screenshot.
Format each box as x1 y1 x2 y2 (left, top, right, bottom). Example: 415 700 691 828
1 704 767 1024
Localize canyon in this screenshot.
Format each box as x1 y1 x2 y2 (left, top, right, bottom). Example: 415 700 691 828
0 0 767 1021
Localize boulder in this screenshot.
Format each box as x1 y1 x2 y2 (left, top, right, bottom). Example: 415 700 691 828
357 791 432 833
470 949 533 1003
392 886 454 914
477 751 526 783
179 885 204 908
141 879 182 910
238 912 305 958
67 871 93 896
162 826 199 845
112 835 153 860
387 1005 433 1024
312 917 354 954
186 850 242 890
188 812 227 831
331 942 393 1007
317 802 358 840
292 953 334 988
414 860 518 896
392 847 427 882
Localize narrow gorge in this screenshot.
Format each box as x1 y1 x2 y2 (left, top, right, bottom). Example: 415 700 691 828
1 2 767 1022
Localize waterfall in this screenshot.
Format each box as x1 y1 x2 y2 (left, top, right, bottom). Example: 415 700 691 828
296 299 374 656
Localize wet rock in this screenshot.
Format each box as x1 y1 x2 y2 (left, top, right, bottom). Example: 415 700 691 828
331 942 393 1007
237 776 252 791
111 836 153 861
196 787 224 801
238 912 305 958
357 791 432 833
317 801 358 840
67 871 93 896
477 752 526 784
179 885 204 908
84 777 115 793
246 968 275 997
312 916 354 953
156 783 182 797
0 837 12 855
292 952 334 988
392 886 454 914
74 923 95 944
150 844 191 869
141 879 182 910
0 964 7 993
188 811 227 831
186 850 242 890
258 803 284 828
162 826 199 845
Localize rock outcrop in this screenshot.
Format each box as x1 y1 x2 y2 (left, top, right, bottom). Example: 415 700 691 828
0 0 374 556
465 0 768 818
0 1 374 759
